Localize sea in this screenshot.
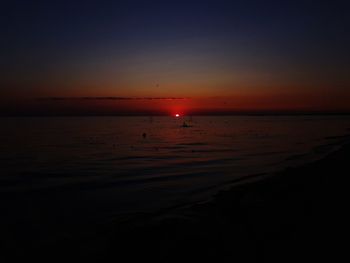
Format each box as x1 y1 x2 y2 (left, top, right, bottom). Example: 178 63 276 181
1 115 350 244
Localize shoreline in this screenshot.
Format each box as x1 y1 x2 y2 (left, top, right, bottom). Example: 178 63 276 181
97 134 350 225
3 137 350 260
54 139 350 260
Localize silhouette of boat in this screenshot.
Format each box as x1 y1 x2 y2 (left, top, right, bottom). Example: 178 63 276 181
182 121 191 128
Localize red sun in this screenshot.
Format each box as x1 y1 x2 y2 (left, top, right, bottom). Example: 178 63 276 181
175 114 180 117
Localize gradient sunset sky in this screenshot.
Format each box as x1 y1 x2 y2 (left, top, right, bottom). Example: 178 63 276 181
1 0 350 115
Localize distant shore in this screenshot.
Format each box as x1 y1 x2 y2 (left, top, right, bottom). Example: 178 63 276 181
1 112 350 117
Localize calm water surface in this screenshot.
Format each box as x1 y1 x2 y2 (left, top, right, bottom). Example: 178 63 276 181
1 116 350 242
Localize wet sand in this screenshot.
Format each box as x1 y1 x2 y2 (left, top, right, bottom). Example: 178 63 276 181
3 141 350 261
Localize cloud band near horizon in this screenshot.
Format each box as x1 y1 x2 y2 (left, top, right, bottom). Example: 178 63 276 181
37 97 190 101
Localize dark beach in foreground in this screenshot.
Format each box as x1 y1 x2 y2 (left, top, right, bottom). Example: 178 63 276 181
3 140 350 261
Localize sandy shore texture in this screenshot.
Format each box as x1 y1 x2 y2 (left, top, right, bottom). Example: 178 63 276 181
3 141 350 261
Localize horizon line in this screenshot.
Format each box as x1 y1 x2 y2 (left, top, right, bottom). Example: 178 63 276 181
1 111 350 117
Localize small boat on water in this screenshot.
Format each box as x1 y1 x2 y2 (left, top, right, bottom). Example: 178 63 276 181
182 121 191 128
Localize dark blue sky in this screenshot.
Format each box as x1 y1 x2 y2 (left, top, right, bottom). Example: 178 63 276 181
1 0 350 113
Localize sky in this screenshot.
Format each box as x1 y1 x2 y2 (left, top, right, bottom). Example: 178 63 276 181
1 0 350 115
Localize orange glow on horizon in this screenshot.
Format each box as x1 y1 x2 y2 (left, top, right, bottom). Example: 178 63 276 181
3 92 350 116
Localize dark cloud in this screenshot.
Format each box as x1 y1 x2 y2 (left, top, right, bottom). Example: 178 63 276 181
38 97 189 101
